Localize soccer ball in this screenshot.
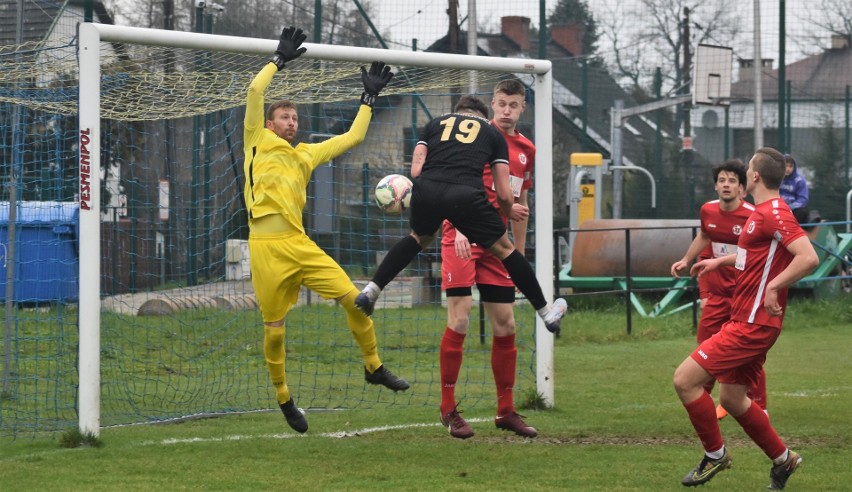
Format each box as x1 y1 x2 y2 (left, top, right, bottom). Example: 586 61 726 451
375 174 413 213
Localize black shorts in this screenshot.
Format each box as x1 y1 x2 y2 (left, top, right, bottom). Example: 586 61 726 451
409 176 507 249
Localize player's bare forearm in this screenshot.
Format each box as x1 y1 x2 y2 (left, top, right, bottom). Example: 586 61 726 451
683 231 710 265
672 231 710 277
491 163 513 217
766 236 819 292
690 254 734 277
411 145 427 177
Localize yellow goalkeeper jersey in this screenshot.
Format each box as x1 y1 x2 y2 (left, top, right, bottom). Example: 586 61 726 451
243 62 372 233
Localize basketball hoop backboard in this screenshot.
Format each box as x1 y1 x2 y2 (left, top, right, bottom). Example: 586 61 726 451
693 44 733 106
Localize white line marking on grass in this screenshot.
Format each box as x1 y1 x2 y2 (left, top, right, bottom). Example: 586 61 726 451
780 390 840 397
774 385 852 398
150 418 490 446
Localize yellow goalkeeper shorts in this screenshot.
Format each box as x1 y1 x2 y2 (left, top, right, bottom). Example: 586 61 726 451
249 230 356 322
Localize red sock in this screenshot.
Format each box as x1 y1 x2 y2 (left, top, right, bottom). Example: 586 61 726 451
683 391 724 452
439 327 465 416
733 401 786 459
492 334 517 417
749 368 768 410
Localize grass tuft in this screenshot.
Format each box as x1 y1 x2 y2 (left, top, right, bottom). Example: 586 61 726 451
517 388 549 410
59 428 103 449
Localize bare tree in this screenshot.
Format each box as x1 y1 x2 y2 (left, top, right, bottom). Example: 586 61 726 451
598 0 742 95
103 0 197 32
103 0 384 46
796 0 852 55
323 0 384 48
597 2 644 89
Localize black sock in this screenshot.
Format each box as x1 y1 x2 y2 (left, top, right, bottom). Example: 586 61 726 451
501 250 546 310
372 235 422 289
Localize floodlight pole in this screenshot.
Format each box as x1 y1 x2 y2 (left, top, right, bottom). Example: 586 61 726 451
610 95 689 217
753 0 764 149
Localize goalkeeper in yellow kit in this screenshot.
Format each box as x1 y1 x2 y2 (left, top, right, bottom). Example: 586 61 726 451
243 26 409 433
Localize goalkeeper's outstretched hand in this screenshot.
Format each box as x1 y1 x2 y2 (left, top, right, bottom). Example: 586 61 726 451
360 61 394 107
271 26 307 70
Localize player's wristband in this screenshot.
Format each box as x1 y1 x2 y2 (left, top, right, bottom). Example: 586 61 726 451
270 54 286 71
360 92 377 107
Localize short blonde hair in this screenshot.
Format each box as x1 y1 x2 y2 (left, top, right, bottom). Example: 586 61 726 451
493 79 525 98
266 100 297 121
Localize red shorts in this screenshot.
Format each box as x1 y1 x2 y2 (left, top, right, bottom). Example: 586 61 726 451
696 293 732 343
697 268 712 299
441 243 513 290
691 320 780 389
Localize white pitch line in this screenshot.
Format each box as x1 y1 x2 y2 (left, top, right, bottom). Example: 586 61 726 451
150 418 490 446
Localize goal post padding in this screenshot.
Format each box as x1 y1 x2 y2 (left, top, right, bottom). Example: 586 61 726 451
76 23 554 436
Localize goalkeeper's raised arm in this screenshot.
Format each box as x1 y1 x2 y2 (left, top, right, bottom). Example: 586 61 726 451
308 60 394 165
244 26 306 138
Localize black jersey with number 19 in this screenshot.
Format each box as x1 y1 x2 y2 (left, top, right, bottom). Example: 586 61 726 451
417 112 509 189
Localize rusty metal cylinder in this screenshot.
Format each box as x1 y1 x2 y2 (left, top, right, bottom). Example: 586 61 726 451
571 219 700 277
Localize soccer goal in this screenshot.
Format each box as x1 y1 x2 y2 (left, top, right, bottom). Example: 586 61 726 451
70 23 555 437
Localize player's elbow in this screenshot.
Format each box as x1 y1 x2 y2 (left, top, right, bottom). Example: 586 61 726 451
247 82 263 99
803 250 820 273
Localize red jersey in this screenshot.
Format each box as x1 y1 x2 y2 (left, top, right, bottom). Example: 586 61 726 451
481 124 535 206
729 199 806 328
698 199 754 296
442 123 535 245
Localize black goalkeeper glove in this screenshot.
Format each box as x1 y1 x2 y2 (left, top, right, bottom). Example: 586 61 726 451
270 26 307 70
360 61 394 107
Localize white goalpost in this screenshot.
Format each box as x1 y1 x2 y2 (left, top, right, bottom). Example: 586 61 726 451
77 22 555 437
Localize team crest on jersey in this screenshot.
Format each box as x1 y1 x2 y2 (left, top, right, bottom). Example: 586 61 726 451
518 153 527 165
747 221 755 234
732 225 742 235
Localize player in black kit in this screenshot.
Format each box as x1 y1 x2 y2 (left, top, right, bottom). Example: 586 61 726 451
356 95 567 333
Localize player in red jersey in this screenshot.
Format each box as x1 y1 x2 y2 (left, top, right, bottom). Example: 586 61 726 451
674 147 818 489
438 79 537 439
670 159 764 420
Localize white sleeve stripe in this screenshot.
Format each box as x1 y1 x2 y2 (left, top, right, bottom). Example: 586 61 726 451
748 239 779 323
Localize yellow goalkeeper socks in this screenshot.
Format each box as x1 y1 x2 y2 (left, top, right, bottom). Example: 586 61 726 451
339 290 382 373
263 325 290 404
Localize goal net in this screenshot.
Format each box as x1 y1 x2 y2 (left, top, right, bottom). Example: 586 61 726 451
1 23 554 437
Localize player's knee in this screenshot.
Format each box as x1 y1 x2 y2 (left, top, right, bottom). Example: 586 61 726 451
672 367 692 394
493 319 515 336
449 318 469 333
264 325 285 345
672 372 684 392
